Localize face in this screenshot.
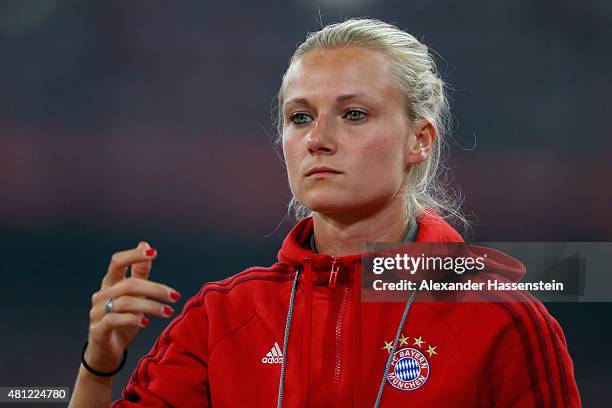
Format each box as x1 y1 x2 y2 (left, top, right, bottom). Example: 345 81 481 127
281 46 420 219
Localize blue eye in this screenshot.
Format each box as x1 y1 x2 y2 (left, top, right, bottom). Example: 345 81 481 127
344 110 366 121
290 112 312 125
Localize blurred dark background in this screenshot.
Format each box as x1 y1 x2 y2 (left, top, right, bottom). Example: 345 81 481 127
0 0 610 406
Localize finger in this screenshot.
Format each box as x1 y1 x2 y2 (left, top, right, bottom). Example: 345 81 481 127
89 312 147 343
89 296 175 322
102 245 157 289
130 241 154 280
92 277 180 306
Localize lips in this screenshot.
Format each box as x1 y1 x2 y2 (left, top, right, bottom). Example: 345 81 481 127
305 166 342 177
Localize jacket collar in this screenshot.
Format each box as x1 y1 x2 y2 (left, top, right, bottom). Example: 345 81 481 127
277 209 464 275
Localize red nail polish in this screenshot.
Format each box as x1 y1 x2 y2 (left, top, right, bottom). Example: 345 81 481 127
170 291 181 301
163 306 174 316
145 248 157 257
140 317 150 327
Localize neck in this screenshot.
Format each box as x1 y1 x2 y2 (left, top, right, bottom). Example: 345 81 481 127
312 199 409 257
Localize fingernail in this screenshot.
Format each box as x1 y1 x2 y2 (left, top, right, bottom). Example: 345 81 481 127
145 248 157 257
140 317 150 327
170 290 181 301
163 305 174 316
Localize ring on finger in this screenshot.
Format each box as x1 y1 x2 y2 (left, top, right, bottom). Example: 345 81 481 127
104 298 114 314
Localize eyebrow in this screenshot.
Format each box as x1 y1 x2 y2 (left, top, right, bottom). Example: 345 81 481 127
284 93 374 107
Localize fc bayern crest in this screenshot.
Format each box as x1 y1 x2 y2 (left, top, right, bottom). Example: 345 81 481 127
387 347 430 391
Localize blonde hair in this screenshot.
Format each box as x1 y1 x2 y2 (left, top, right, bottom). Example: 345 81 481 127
274 18 468 231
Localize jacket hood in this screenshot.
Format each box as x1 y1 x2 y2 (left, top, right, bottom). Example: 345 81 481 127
277 210 525 284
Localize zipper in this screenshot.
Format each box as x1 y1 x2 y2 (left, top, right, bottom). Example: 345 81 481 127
333 286 350 384
328 258 340 288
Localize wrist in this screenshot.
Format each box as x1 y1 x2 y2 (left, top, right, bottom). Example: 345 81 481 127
78 364 114 385
81 341 127 378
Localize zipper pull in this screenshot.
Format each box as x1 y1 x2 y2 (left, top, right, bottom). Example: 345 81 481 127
329 258 340 288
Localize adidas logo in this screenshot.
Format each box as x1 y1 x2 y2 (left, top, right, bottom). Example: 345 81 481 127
261 342 283 364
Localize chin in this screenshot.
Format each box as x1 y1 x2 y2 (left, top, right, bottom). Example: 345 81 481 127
303 197 361 216
301 196 343 213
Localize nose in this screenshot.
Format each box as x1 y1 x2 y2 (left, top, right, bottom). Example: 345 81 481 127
307 114 337 155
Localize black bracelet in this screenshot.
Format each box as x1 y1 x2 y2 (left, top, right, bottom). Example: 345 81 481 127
81 341 127 377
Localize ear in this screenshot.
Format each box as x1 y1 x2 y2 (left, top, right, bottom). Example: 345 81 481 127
405 118 436 165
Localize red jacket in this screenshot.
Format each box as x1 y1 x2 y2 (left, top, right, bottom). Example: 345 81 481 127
111 212 581 407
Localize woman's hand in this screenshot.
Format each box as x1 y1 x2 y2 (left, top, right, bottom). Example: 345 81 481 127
84 241 181 373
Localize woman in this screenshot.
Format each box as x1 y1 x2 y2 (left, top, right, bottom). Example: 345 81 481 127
69 19 580 407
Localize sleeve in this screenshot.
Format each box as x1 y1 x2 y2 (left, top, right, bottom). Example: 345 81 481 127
487 299 581 408
110 289 210 407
